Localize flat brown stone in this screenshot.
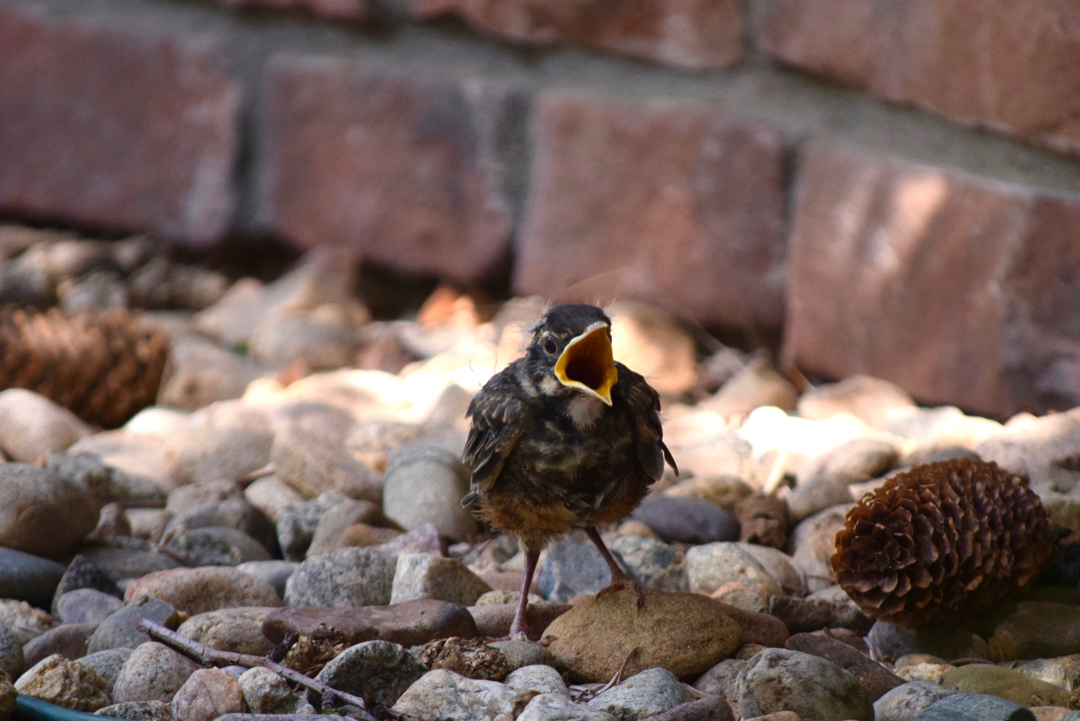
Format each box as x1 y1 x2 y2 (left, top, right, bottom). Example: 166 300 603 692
261 600 478 647
467 601 571 642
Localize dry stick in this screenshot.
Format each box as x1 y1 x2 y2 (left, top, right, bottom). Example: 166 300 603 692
136 617 376 713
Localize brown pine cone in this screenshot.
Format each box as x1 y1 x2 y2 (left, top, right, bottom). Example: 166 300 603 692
0 306 169 428
832 458 1054 626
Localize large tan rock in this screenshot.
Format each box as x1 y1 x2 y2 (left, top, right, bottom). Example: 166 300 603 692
0 464 100 556
543 588 741 682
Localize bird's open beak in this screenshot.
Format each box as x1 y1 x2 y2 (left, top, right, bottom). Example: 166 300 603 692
554 321 618 406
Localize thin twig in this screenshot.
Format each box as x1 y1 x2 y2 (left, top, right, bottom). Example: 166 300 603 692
137 617 384 716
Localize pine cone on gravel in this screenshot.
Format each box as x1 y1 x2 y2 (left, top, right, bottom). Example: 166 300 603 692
0 306 169 428
832 458 1054 626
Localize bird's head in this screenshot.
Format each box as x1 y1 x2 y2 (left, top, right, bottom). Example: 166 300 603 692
526 304 618 406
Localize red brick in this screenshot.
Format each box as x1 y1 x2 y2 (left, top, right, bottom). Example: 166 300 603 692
217 0 368 20
410 0 743 70
263 58 513 285
514 93 788 334
0 7 238 245
759 0 1080 155
783 140 1080 418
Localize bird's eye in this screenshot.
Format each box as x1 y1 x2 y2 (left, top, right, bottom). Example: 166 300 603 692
543 337 558 355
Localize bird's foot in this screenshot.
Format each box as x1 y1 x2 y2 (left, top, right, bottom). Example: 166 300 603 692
596 578 645 608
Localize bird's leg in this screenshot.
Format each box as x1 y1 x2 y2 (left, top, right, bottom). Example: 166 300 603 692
506 546 541 640
585 527 644 608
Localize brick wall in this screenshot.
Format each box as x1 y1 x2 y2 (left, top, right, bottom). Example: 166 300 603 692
2 0 1080 418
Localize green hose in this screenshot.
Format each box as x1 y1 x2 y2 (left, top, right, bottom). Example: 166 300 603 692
13 695 105 721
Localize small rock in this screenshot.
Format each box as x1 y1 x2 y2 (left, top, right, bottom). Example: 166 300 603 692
235 560 298 599
46 451 165 507
161 425 273 493
504 665 568 696
918 692 1037 720
987 601 1080 662
768 593 874 635
588 667 694 719
802 436 901 485
788 505 851 592
685 542 783 597
95 699 175 720
163 496 276 552
796 376 916 427
663 475 754 512
940 664 1070 707
169 668 245 721
873 680 960 721
0 547 66 608
369 522 446 557
896 662 954 684
648 695 735 721
610 535 689 592
519 693 616 721
276 491 352 562
735 494 789 549
391 553 493 606
271 413 381 503
162 527 272 567
177 607 277 656
0 621 23 680
489 641 557 674
786 474 857 522
692 658 744 711
0 599 55 645
314 640 426 706
86 596 179 654
391 669 537 720
543 588 741 682
419 637 510 681
702 355 799 418
284 547 397 607
785 632 903 701
536 534 612 603
76 545 182 585
0 388 90 463
111 642 200 703
80 648 132 695
243 474 306 523
868 621 990 664
335 522 403 550
125 567 281 615
238 667 316 715
631 495 741 544
157 335 265 411
23 623 98 667
52 555 123 614
306 498 397 557
262 600 478 647
1014 656 1080 691
15 654 109 712
0 463 101 556
736 648 873 721
383 443 478 542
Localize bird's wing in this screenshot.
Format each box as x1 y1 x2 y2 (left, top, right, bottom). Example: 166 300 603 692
617 363 678 481
461 368 528 507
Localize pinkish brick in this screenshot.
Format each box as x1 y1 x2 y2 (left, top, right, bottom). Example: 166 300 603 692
515 93 788 334
217 0 368 20
411 0 743 70
783 140 1080 418
0 6 239 245
759 0 1080 155
262 57 513 285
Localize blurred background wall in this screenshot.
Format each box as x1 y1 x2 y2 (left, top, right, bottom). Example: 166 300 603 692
2 0 1080 420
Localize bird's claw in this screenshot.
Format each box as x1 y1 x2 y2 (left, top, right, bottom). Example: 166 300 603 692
596 579 645 608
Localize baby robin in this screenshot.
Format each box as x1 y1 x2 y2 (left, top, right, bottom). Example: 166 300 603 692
462 303 677 638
